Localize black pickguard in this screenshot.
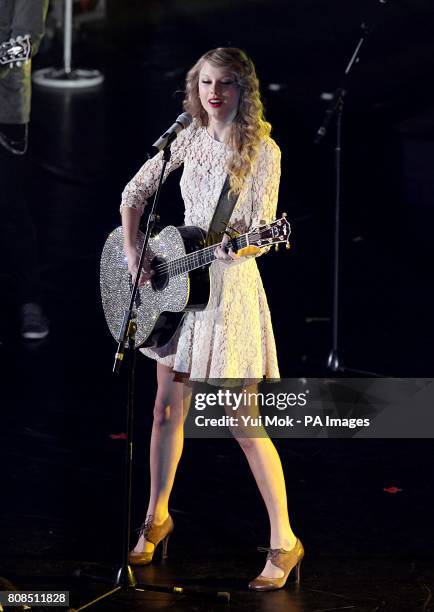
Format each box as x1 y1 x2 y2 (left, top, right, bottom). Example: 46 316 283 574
143 226 211 349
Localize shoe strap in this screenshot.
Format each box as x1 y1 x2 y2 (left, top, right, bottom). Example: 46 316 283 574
257 541 301 571
137 514 172 546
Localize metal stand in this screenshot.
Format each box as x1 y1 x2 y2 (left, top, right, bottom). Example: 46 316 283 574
70 143 230 610
315 20 385 376
327 96 344 373
33 0 103 89
113 144 172 374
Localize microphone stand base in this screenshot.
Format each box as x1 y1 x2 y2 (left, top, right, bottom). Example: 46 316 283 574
32 67 104 89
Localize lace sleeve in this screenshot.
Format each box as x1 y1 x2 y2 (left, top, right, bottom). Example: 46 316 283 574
251 137 281 228
120 122 197 215
244 137 281 259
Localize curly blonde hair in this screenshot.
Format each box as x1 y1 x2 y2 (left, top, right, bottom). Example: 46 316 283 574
183 47 271 194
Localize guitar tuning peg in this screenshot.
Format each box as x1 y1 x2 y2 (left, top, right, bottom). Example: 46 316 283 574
282 212 287 218
286 242 291 250
275 243 279 252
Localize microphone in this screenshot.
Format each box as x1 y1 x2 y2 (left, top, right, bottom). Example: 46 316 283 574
152 112 192 151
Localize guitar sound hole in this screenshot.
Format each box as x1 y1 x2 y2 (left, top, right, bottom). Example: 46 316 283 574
151 255 169 291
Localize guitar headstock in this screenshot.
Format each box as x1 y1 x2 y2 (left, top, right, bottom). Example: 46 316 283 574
0 34 31 68
249 214 291 250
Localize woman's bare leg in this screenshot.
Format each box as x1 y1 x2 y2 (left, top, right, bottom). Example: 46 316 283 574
133 363 191 554
228 385 297 578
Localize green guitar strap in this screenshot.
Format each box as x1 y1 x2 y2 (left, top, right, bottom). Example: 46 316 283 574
205 175 239 247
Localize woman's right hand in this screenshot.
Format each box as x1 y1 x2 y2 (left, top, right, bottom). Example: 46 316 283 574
125 246 153 287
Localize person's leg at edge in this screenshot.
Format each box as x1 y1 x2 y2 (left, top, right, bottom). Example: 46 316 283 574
132 362 191 555
228 385 298 579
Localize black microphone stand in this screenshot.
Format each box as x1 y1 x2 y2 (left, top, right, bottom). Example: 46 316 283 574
315 20 385 377
69 139 230 610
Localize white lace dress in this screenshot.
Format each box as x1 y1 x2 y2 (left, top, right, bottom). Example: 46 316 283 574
120 122 281 381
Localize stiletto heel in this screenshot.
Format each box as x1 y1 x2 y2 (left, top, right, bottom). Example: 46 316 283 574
161 533 170 559
295 558 302 584
129 514 174 566
248 538 304 591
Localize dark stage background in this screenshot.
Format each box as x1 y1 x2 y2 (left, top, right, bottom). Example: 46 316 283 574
1 1 434 610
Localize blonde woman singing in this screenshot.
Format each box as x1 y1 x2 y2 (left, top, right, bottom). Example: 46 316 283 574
120 47 303 591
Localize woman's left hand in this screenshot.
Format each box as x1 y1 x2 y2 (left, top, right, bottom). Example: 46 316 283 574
214 233 238 263
214 233 262 263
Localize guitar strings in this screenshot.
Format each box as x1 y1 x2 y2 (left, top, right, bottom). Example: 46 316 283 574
151 233 254 276
152 241 243 274
152 230 270 275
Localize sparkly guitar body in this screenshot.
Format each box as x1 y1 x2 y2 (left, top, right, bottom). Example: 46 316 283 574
100 217 291 349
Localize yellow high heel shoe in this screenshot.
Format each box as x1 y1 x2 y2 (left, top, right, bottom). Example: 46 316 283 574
248 538 304 591
129 514 174 566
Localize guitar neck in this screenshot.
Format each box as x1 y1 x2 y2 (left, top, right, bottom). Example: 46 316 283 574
161 216 290 278
168 233 249 277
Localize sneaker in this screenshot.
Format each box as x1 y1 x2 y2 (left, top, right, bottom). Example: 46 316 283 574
20 302 49 340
